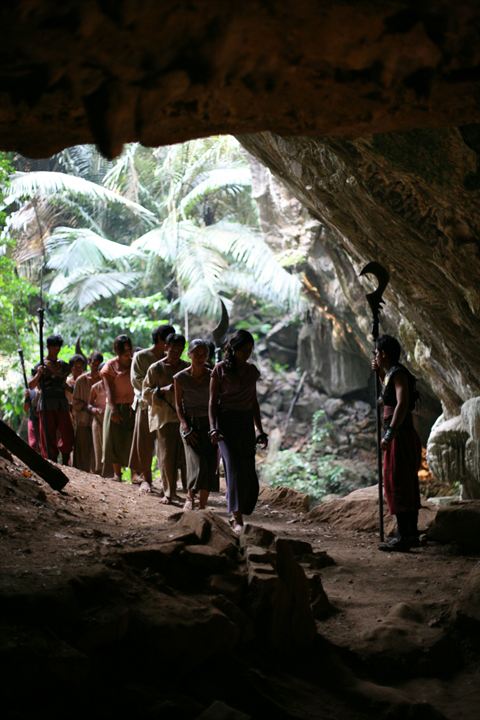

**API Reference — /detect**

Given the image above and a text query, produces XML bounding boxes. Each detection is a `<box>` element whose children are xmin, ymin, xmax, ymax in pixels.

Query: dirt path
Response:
<box><xmin>1</xmin><ymin>455</ymin><xmax>479</xmax><ymax>720</ymax></box>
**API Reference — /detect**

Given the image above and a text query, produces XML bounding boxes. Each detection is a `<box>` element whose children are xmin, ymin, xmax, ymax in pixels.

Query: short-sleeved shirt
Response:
<box><xmin>33</xmin><ymin>359</ymin><xmax>70</xmax><ymax>411</ymax></box>
<box><xmin>212</xmin><ymin>361</ymin><xmax>260</xmax><ymax>412</ymax></box>
<box><xmin>73</xmin><ymin>372</ymin><xmax>97</xmax><ymax>427</ymax></box>
<box><xmin>130</xmin><ymin>347</ymin><xmax>160</xmax><ymax>410</ymax></box>
<box><xmin>174</xmin><ymin>367</ymin><xmax>211</xmax><ymax>417</ymax></box>
<box><xmin>143</xmin><ymin>358</ymin><xmax>188</xmax><ymax>430</ymax></box>
<box><xmin>89</xmin><ymin>380</ymin><xmax>107</xmax><ymax>414</ymax></box>
<box><xmin>100</xmin><ymin>358</ymin><xmax>134</xmax><ymax>405</ymax></box>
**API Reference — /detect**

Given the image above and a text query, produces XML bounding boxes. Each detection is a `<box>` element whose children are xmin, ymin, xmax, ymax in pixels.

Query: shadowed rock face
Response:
<box><xmin>240</xmin><ymin>129</ymin><xmax>480</xmax><ymax>417</ymax></box>
<box><xmin>240</xmin><ymin>129</ymin><xmax>480</xmax><ymax>493</ymax></box>
<box><xmin>2</xmin><ymin>2</ymin><xmax>480</xmax><ymax>158</ymax></box>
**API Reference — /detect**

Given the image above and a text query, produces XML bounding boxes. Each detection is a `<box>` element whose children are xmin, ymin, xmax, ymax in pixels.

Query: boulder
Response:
<box><xmin>309</xmin><ymin>485</ymin><xmax>436</xmax><ymax>535</ymax></box>
<box><xmin>427</xmin><ymin>501</ymin><xmax>480</xmax><ymax>552</ymax></box>
<box><xmin>356</xmin><ymin>602</ymin><xmax>458</xmax><ymax>680</ymax></box>
<box><xmin>257</xmin><ymin>486</ymin><xmax>310</xmax><ymax>513</ymax></box>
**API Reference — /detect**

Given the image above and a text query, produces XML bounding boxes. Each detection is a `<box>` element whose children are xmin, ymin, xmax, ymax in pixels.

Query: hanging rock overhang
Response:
<box><xmin>2</xmin><ymin>1</ymin><xmax>480</xmax><ymax>158</ymax></box>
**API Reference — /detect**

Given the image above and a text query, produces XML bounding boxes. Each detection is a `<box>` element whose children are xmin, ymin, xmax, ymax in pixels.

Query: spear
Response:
<box><xmin>359</xmin><ymin>261</ymin><xmax>389</xmax><ymax>542</ymax></box>
<box><xmin>32</xmin><ymin>197</ymin><xmax>49</xmax><ymax>457</ymax></box>
<box><xmin>12</xmin><ymin>309</ymin><xmax>28</xmax><ymax>389</ymax></box>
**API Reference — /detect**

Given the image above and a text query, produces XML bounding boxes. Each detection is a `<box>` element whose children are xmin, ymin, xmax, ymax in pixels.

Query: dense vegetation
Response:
<box><xmin>0</xmin><ymin>139</ymin><xmax>303</xmax><ymax>428</ymax></box>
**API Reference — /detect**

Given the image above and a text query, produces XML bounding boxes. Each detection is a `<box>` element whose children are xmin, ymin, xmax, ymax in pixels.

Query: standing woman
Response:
<box><xmin>100</xmin><ymin>334</ymin><xmax>134</xmax><ymax>482</ymax></box>
<box><xmin>174</xmin><ymin>339</ymin><xmax>219</xmax><ymax>512</ymax></box>
<box><xmin>209</xmin><ymin>330</ymin><xmax>268</xmax><ymax>533</ymax></box>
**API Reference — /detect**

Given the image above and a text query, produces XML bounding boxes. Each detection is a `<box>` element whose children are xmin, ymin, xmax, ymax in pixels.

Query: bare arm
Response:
<box><xmin>381</xmin><ymin>372</ymin><xmax>409</xmax><ymax>449</ymax></box>
<box><xmin>28</xmin><ymin>365</ymin><xmax>43</xmax><ymax>389</ymax></box>
<box><xmin>390</xmin><ymin>373</ymin><xmax>409</xmax><ymax>429</ymax></box>
<box><xmin>174</xmin><ymin>379</ymin><xmax>189</xmax><ymax>433</ymax></box>
<box><xmin>130</xmin><ymin>353</ymin><xmax>145</xmax><ymax>395</ymax></box>
<box><xmin>142</xmin><ymin>365</ymin><xmax>157</xmax><ymax>405</ymax></box>
<box><xmin>208</xmin><ymin>371</ymin><xmax>219</xmax><ymax>431</ymax></box>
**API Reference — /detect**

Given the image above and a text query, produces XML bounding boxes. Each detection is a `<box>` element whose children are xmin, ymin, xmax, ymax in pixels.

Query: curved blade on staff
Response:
<box><xmin>359</xmin><ymin>261</ymin><xmax>389</xmax><ymax>543</ymax></box>
<box><xmin>212</xmin><ymin>298</ymin><xmax>229</xmax><ymax>363</ymax></box>
<box><xmin>75</xmin><ymin>336</ymin><xmax>88</xmax><ymax>363</ymax></box>
<box><xmin>360</xmin><ymin>261</ymin><xmax>389</xmax><ymax>341</ymax></box>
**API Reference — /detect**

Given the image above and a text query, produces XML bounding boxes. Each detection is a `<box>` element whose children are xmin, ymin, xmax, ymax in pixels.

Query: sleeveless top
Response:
<box><xmin>382</xmin><ymin>364</ymin><xmax>418</xmax><ymax>411</ymax></box>
<box><xmin>211</xmin><ymin>361</ymin><xmax>260</xmax><ymax>412</ymax></box>
<box><xmin>174</xmin><ymin>367</ymin><xmax>211</xmax><ymax>417</ymax></box>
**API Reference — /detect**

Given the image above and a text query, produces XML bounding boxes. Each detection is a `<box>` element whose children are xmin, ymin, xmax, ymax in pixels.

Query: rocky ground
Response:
<box><xmin>1</xmin><ymin>452</ymin><xmax>480</xmax><ymax>720</ymax></box>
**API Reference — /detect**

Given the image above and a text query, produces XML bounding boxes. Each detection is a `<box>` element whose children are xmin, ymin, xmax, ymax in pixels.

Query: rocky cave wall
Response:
<box><xmin>240</xmin><ymin>129</ymin><xmax>480</xmax><ymax>494</ymax></box>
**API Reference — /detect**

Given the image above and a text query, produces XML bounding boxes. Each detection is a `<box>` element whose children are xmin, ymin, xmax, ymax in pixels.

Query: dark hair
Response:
<box><xmin>89</xmin><ymin>351</ymin><xmax>104</xmax><ymax>364</ymax></box>
<box><xmin>152</xmin><ymin>324</ymin><xmax>175</xmax><ymax>344</ymax></box>
<box><xmin>113</xmin><ymin>334</ymin><xmax>132</xmax><ymax>355</ymax></box>
<box><xmin>188</xmin><ymin>338</ymin><xmax>209</xmax><ymax>355</ymax></box>
<box><xmin>69</xmin><ymin>354</ymin><xmax>86</xmax><ymax>367</ymax></box>
<box><xmin>224</xmin><ymin>330</ymin><xmax>255</xmax><ymax>370</ymax></box>
<box><xmin>46</xmin><ymin>334</ymin><xmax>63</xmax><ymax>348</ymax></box>
<box><xmin>376</xmin><ymin>335</ymin><xmax>401</xmax><ymax>364</ymax></box>
<box><xmin>165</xmin><ymin>333</ymin><xmax>186</xmax><ymax>347</ymax></box>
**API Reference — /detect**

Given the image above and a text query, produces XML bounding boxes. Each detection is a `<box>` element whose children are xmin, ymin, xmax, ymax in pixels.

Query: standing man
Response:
<box><xmin>29</xmin><ymin>334</ymin><xmax>74</xmax><ymax>464</ymax></box>
<box><xmin>129</xmin><ymin>324</ymin><xmax>175</xmax><ymax>492</ymax></box>
<box><xmin>371</xmin><ymin>334</ymin><xmax>422</xmax><ymax>552</ymax></box>
<box><xmin>72</xmin><ymin>352</ymin><xmax>103</xmax><ymax>472</ymax></box>
<box><xmin>143</xmin><ymin>333</ymin><xmax>188</xmax><ymax>504</ymax></box>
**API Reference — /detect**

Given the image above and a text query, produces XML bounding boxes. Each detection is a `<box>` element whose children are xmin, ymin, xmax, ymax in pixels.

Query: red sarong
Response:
<box><xmin>383</xmin><ymin>417</ymin><xmax>422</xmax><ymax>515</ymax></box>
<box><xmin>38</xmin><ymin>409</ymin><xmax>74</xmax><ymax>462</ymax></box>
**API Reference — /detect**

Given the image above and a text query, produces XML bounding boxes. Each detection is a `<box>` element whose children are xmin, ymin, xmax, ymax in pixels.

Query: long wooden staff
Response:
<box><xmin>33</xmin><ymin>198</ymin><xmax>49</xmax><ymax>457</ymax></box>
<box><xmin>360</xmin><ymin>261</ymin><xmax>389</xmax><ymax>542</ymax></box>
<box><xmin>12</xmin><ymin>309</ymin><xmax>28</xmax><ymax>389</ymax></box>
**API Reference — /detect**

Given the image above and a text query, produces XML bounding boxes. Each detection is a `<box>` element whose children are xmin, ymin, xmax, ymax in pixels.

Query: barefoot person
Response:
<box><xmin>209</xmin><ymin>329</ymin><xmax>268</xmax><ymax>533</ymax></box>
<box><xmin>100</xmin><ymin>335</ymin><xmax>134</xmax><ymax>482</ymax></box>
<box><xmin>174</xmin><ymin>339</ymin><xmax>219</xmax><ymax>512</ymax></box>
<box><xmin>372</xmin><ymin>334</ymin><xmax>422</xmax><ymax>552</ymax></box>
<box><xmin>72</xmin><ymin>352</ymin><xmax>103</xmax><ymax>472</ymax></box>
<box><xmin>128</xmin><ymin>324</ymin><xmax>175</xmax><ymax>493</ymax></box>
<box><xmin>143</xmin><ymin>333</ymin><xmax>188</xmax><ymax>503</ymax></box>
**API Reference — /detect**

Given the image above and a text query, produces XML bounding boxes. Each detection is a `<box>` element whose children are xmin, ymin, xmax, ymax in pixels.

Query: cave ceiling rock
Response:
<box><xmin>3</xmin><ymin>2</ymin><xmax>480</xmax><ymax>157</ymax></box>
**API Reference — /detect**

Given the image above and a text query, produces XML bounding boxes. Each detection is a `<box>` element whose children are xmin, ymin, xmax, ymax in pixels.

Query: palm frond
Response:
<box><xmin>48</xmin><ymin>269</ymin><xmax>140</xmax><ymax>309</ymax></box>
<box><xmin>204</xmin><ymin>221</ymin><xmax>304</xmax><ymax>311</ymax></box>
<box><xmin>46</xmin><ymin>227</ymin><xmax>138</xmax><ymax>275</ymax></box>
<box><xmin>178</xmin><ymin>283</ymin><xmax>230</xmax><ymax>318</ymax></box>
<box><xmin>4</xmin><ymin>172</ymin><xmax>156</xmax><ymax>224</ymax></box>
<box><xmin>179</xmin><ymin>167</ymin><xmax>251</xmax><ymax>218</ymax></box>
<box><xmin>54</xmin><ymin>145</ymin><xmax>98</xmax><ymax>178</ymax></box>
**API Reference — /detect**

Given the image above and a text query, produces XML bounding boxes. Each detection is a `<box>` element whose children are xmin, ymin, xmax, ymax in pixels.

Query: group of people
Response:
<box><xmin>26</xmin><ymin>326</ymin><xmax>268</xmax><ymax>532</ymax></box>
<box><xmin>25</xmin><ymin>325</ymin><xmax>421</xmax><ymax>547</ymax></box>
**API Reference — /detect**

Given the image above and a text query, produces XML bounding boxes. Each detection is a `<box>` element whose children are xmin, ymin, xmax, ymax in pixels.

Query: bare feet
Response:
<box><xmin>112</xmin><ymin>474</ymin><xmax>122</xmax><ymax>482</ymax></box>
<box><xmin>160</xmin><ymin>496</ymin><xmax>171</xmax><ymax>505</ymax></box>
<box><xmin>139</xmin><ymin>481</ymin><xmax>151</xmax><ymax>494</ymax></box>
<box><xmin>183</xmin><ymin>497</ymin><xmax>193</xmax><ymax>511</ymax></box>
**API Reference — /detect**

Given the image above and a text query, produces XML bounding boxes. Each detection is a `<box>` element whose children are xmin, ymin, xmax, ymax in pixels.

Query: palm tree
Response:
<box><xmin>5</xmin><ymin>138</ymin><xmax>304</xmax><ymax>317</ymax></box>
